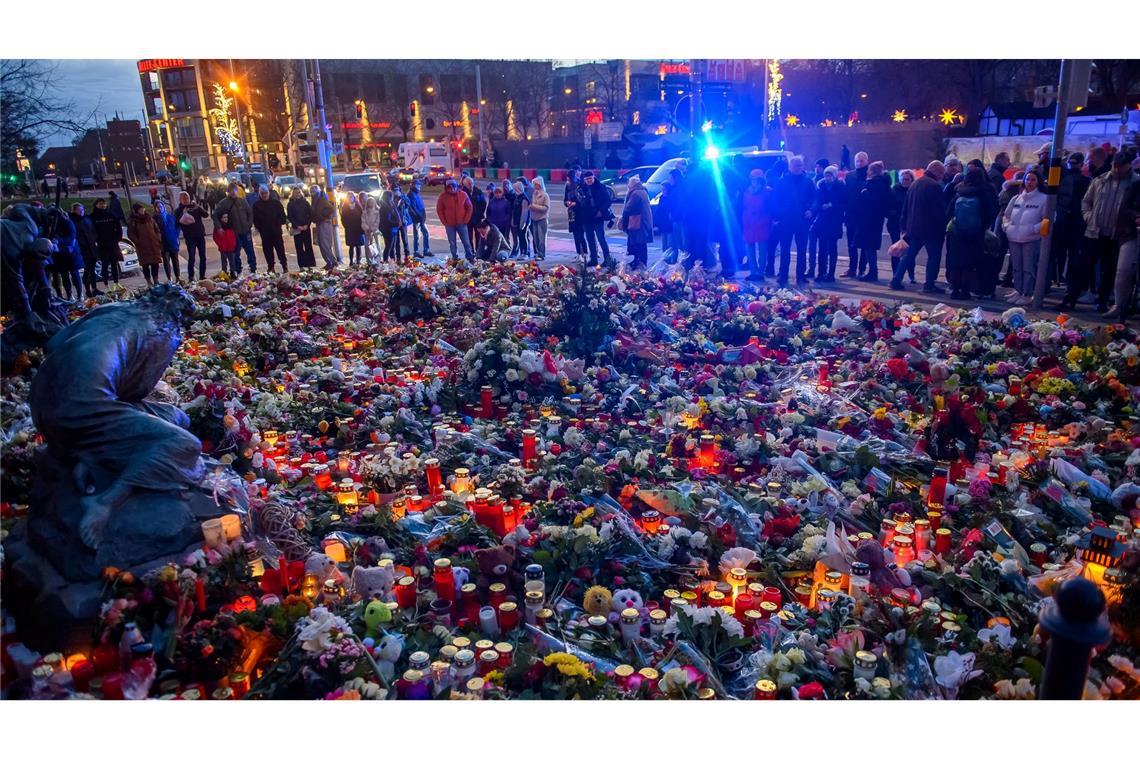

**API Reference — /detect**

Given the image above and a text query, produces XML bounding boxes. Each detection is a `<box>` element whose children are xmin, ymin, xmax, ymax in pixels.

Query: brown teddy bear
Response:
<box><xmin>474</xmin><ymin>544</ymin><xmax>523</xmax><ymax>601</ymax></box>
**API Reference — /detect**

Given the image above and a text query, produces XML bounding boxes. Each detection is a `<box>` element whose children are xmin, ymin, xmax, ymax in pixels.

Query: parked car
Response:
<box><xmin>602</xmin><ymin>165</ymin><xmax>657</xmax><ymax>203</ymax></box>
<box><xmin>86</xmin><ymin>237</ymin><xmax>139</xmax><ymax>280</ymax></box>
<box><xmin>338</xmin><ymin>172</ymin><xmax>384</xmax><ymax>201</ymax></box>
<box><xmin>425</xmin><ymin>165</ymin><xmax>452</xmax><ymax>186</ymax></box>
<box><xmin>79</xmin><ymin>175</ymin><xmax>97</xmax><ymax>190</ymax></box>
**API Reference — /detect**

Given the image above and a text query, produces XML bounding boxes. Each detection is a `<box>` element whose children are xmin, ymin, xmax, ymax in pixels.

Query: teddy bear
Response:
<box><xmin>608</xmin><ymin>588</ymin><xmax>645</xmax><ymax>624</ymax></box>
<box><xmin>474</xmin><ymin>544</ymin><xmax>522</xmax><ymax>600</ymax></box>
<box><xmin>372</xmin><ymin>633</ymin><xmax>403</xmax><ymax>682</ymax></box>
<box><xmin>351</xmin><ymin>564</ymin><xmax>396</xmax><ymax>602</ymax></box>
<box><xmin>354</xmin><ymin>536</ymin><xmax>390</xmax><ymax>568</ymax></box>
<box><xmin>305</xmin><ymin>553</ymin><xmax>343</xmax><ymax>585</ymax></box>
<box><xmin>582</xmin><ymin>585</ymin><xmax>612</xmax><ymax>617</ymax></box>
<box><xmin>854</xmin><ymin>541</ymin><xmax>908</xmax><ymax>592</ymax></box>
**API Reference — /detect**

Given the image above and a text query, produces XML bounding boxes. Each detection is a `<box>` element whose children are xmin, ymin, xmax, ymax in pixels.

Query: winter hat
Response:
<box><xmin>1068</xmin><ymin>152</ymin><xmax>1084</xmax><ymax>166</ymax></box>
<box><xmin>513</xmin><ymin>180</ymin><xmax>525</xmax><ymax>193</ymax></box>
<box><xmin>823</xmin><ymin>165</ymin><xmax>839</xmax><ymax>178</ymax></box>
<box><xmin>582</xmin><ymin>170</ymin><xmax>595</xmax><ymax>178</ymax></box>
<box><xmin>749</xmin><ymin>168</ymin><xmax>765</xmax><ymax>180</ymax></box>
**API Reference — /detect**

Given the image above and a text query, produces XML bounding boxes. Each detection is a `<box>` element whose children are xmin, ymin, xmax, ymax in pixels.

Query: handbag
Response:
<box><xmin>180</xmin><ymin>211</ymin><xmax>196</xmax><ymax>225</ymax></box>
<box><xmin>888</xmin><ymin>238</ymin><xmax>909</xmax><ymax>259</ymax></box>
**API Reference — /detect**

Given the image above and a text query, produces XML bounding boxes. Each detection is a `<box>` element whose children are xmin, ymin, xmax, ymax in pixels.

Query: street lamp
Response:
<box><xmin>564</xmin><ymin>87</ymin><xmax>573</xmax><ymax>95</ymax></box>
<box><xmin>425</xmin><ymin>85</ymin><xmax>435</xmax><ymax>94</ymax></box>
<box><xmin>229</xmin><ymin>81</ymin><xmax>239</xmax><ymax>92</ymax></box>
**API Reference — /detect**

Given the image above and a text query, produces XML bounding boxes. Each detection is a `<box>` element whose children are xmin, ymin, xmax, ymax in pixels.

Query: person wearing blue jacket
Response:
<box><xmin>407</xmin><ymin>182</ymin><xmax>431</xmax><ymax>257</ymax></box>
<box><xmin>46</xmin><ymin>205</ymin><xmax>82</xmax><ymax>301</ymax></box>
<box><xmin>154</xmin><ymin>200</ymin><xmax>181</xmax><ymax>281</ymax></box>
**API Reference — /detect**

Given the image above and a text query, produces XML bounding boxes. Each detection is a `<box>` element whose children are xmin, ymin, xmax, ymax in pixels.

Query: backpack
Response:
<box><xmin>952</xmin><ymin>195</ymin><xmax>983</xmax><ymax>236</ymax></box>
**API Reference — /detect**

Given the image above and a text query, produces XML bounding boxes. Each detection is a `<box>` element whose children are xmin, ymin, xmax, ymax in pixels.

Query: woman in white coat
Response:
<box><xmin>1001</xmin><ymin>170</ymin><xmax>1047</xmax><ymax>305</ymax></box>
<box><xmin>529</xmin><ymin>177</ymin><xmax>550</xmax><ymax>259</ymax></box>
<box><xmin>361</xmin><ymin>194</ymin><xmax>381</xmax><ymax>267</ymax></box>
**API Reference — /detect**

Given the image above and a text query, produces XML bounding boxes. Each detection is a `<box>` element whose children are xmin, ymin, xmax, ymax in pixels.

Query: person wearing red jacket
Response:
<box><xmin>436</xmin><ymin>179</ymin><xmax>473</xmax><ymax>262</ymax></box>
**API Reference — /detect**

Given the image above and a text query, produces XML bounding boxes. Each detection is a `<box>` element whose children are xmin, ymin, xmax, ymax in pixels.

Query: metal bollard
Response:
<box><xmin>1037</xmin><ymin>578</ymin><xmax>1111</xmax><ymax>700</ymax></box>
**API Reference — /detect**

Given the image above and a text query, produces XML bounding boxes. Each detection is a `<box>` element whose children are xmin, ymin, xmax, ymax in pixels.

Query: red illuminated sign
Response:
<box><xmin>585</xmin><ymin>109</ymin><xmax>604</xmax><ymax>125</ymax></box>
<box><xmin>659</xmin><ymin>62</ymin><xmax>691</xmax><ymax>76</ymax></box>
<box><xmin>340</xmin><ymin>121</ymin><xmax>394</xmax><ymax>130</ymax></box>
<box><xmin>137</xmin><ymin>59</ymin><xmax>186</xmax><ymax>73</ymax></box>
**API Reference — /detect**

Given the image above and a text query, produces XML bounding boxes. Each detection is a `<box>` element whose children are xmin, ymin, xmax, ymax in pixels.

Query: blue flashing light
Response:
<box><xmin>703</xmin><ymin>144</ymin><xmax>721</xmax><ymax>160</ymax></box>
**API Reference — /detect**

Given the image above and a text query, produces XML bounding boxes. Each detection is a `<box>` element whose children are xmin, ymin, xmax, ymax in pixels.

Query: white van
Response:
<box><xmin>397</xmin><ymin>142</ymin><xmax>453</xmax><ymax>172</ymax></box>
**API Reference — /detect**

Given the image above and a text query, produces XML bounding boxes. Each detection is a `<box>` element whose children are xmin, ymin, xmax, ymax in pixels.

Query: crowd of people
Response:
<box><xmin>20</xmin><ymin>142</ymin><xmax>1140</xmax><ymax>321</ymax></box>
<box><xmin>649</xmin><ymin>143</ymin><xmax>1140</xmax><ymax>319</ymax></box>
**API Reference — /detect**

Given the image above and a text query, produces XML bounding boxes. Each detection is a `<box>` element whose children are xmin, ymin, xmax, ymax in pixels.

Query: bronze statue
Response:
<box><xmin>29</xmin><ymin>284</ymin><xmax>203</xmax><ymax>548</ymax></box>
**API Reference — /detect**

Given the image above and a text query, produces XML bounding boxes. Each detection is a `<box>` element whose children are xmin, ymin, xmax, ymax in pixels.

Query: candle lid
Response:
<box><xmin>698</xmin><ymin>687</ymin><xmax>716</xmax><ymax>700</ymax></box>
<box><xmin>851</xmin><ymin>562</ymin><xmax>870</xmax><ymax>577</ymax></box>
<box><xmin>212</xmin><ymin>687</ymin><xmax>234</xmax><ymax>700</ymax></box>
<box><xmin>587</xmin><ymin>615</ymin><xmax>608</xmax><ymax>628</ymax></box>
<box><xmin>755</xmin><ymin>679</ymin><xmax>776</xmax><ymax>693</ymax></box>
<box><xmin>855</xmin><ymin>650</ymin><xmax>877</xmax><ymax>666</ymax></box>
<box><xmin>466</xmin><ymin>677</ymin><xmax>485</xmax><ymax>692</ymax></box>
<box><xmin>759</xmin><ymin>601</ymin><xmax>779</xmax><ymax>613</ymax></box>
<box><xmin>396</xmin><ymin>575</ymin><xmax>416</xmax><ymax>588</ymax></box>
<box><xmin>637</xmin><ymin>668</ymin><xmax>659</xmax><ymax>680</ymax></box>
<box><xmin>649</xmin><ymin>609</ymin><xmax>667</xmax><ymax>622</ymax></box>
<box><xmin>478</xmin><ymin>650</ymin><xmax>499</xmax><ymax>664</ymax></box>
<box><xmin>613</xmin><ymin>664</ymin><xmax>634</xmax><ymax>678</ymax></box>
<box><xmin>620</xmin><ymin>608</ymin><xmax>640</xmax><ymax>622</ymax></box>
<box><xmin>489</xmin><ymin>583</ymin><xmax>507</xmax><ymax>594</ymax></box>
<box><xmin>474</xmin><ymin>639</ymin><xmax>494</xmax><ymax>650</ymax></box>
<box><xmin>454</xmin><ymin>650</ymin><xmax>475</xmax><ymax>666</ymax></box>
<box><xmin>403</xmin><ymin>669</ymin><xmax>424</xmax><ymax>683</ymax></box>
<box><xmin>434</xmin><ymin>558</ymin><xmax>452</xmax><ymax>569</ymax></box>
<box><xmin>525</xmin><ymin>591</ymin><xmax>544</xmax><ymax>603</ymax></box>
<box><xmin>824</xmin><ymin>570</ymin><xmax>843</xmax><ymax>583</ymax></box>
<box><xmin>460</xmin><ymin>583</ymin><xmax>477</xmax><ymax>594</ymax></box>
<box><xmin>498</xmin><ymin>601</ymin><xmax>518</xmax><ymax>613</ymax></box>
<box><xmin>493</xmin><ymin>642</ymin><xmax>514</xmax><ymax>655</ymax></box>
<box><xmin>744</xmin><ymin>609</ymin><xmax>762</xmax><ymax>622</ymax></box>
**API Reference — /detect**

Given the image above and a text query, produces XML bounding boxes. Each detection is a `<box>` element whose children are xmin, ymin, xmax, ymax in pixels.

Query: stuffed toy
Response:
<box><xmin>373</xmin><ymin>634</ymin><xmax>403</xmax><ymax>682</ymax></box>
<box><xmin>452</xmin><ymin>565</ymin><xmax>471</xmax><ymax>590</ymax></box>
<box><xmin>854</xmin><ymin>541</ymin><xmax>907</xmax><ymax>592</ymax></box>
<box><xmin>351</xmin><ymin>564</ymin><xmax>396</xmax><ymax>601</ymax></box>
<box><xmin>474</xmin><ymin>544</ymin><xmax>521</xmax><ymax>599</ymax></box>
<box><xmin>608</xmin><ymin>588</ymin><xmax>644</xmax><ymax>623</ymax></box>
<box><xmin>364</xmin><ymin>599</ymin><xmax>393</xmax><ymax>639</ymax></box>
<box><xmin>305</xmin><ymin>553</ymin><xmax>343</xmax><ymax>585</ymax></box>
<box><xmin>582</xmin><ymin>585</ymin><xmax>613</xmax><ymax>616</ymax></box>
<box><xmin>354</xmin><ymin>536</ymin><xmax>390</xmax><ymax>568</ymax></box>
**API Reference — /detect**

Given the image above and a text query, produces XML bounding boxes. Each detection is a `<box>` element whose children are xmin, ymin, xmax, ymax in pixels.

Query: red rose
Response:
<box><xmin>798</xmin><ymin>681</ymin><xmax>825</xmax><ymax>700</ymax></box>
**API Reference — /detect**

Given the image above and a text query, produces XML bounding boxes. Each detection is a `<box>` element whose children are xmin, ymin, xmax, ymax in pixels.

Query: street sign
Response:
<box><xmin>583</xmin><ymin>130</ymin><xmax>593</xmax><ymax>149</ymax></box>
<box><xmin>331</xmin><ymin>142</ymin><xmax>344</xmax><ymax>156</ymax></box>
<box><xmin>597</xmin><ymin>122</ymin><xmax>623</xmax><ymax>143</ymax></box>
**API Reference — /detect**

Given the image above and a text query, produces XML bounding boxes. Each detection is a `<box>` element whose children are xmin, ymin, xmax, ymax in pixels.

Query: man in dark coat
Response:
<box><xmin>890</xmin><ymin>160</ymin><xmax>947</xmax><ymax>292</ymax></box>
<box><xmin>772</xmin><ymin>156</ymin><xmax>816</xmax><ymax>285</ymax></box>
<box><xmin>945</xmin><ymin>165</ymin><xmax>998</xmax><ymax>300</ymax></box>
<box><xmin>853</xmin><ymin>162</ymin><xmax>892</xmax><ymax>282</ymax></box>
<box><xmin>70</xmin><ymin>202</ymin><xmax>101</xmax><ymax>296</ymax></box>
<box><xmin>251</xmin><ymin>187</ymin><xmax>288</xmax><ymax>272</ymax></box>
<box><xmin>1053</xmin><ymin>152</ymin><xmax>1091</xmax><ymax>285</ymax></box>
<box><xmin>987</xmin><ymin>152</ymin><xmax>1010</xmax><ymax>196</ymax></box>
<box><xmin>841</xmin><ymin>152</ymin><xmax>868</xmax><ymax>278</ymax></box>
<box><xmin>107</xmin><ymin>191</ymin><xmax>126</xmax><ymax>228</ymax></box>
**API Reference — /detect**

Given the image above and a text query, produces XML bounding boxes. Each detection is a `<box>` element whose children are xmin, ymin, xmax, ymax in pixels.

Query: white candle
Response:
<box><xmin>201</xmin><ymin>518</ymin><xmax>224</xmax><ymax>548</ymax></box>
<box><xmin>220</xmin><ymin>514</ymin><xmax>242</xmax><ymax>542</ymax></box>
<box><xmin>478</xmin><ymin>606</ymin><xmax>500</xmax><ymax>637</ymax></box>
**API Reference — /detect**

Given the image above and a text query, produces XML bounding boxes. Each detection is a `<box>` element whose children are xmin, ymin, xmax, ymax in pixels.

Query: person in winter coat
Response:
<box><xmin>1104</xmin><ymin>175</ymin><xmax>1140</xmax><ymax>320</ymax></box>
<box><xmin>213</xmin><ymin>183</ymin><xmax>257</xmax><ymax>274</ymax></box>
<box><xmin>473</xmin><ymin>218</ymin><xmax>508</xmax><ymax>262</ymax></box>
<box><xmin>891</xmin><ymin>160</ymin><xmax>947</xmax><ymax>292</ymax></box>
<box><xmin>945</xmin><ymin>165</ymin><xmax>999</xmax><ymax>300</ymax></box>
<box><xmin>361</xmin><ymin>194</ymin><xmax>381</xmax><ymax>265</ymax></box>
<box><xmin>390</xmin><ymin>185</ymin><xmax>411</xmax><ymax>259</ymax></box>
<box><xmin>174</xmin><ymin>191</ymin><xmax>209</xmax><ymax>282</ymax></box>
<box><xmin>107</xmin><ymin>191</ymin><xmax>127</xmax><ymax>227</ymax></box>
<box><xmin>987</xmin><ymin>152</ymin><xmax>1011</xmax><ymax>195</ymax></box>
<box><xmin>127</xmin><ymin>202</ymin><xmax>164</xmax><ymax>287</ymax></box>
<box><xmin>1064</xmin><ymin>153</ymin><xmax>1138</xmax><ymax>312</ymax></box>
<box><xmin>310</xmin><ymin>186</ymin><xmax>340</xmax><ymax>270</ymax></box>
<box><xmin>564</xmin><ymin>168</ymin><xmax>589</xmax><ymax>258</ymax></box>
<box><xmin>621</xmin><ymin>175</ymin><xmax>654</xmax><ymax>270</ymax></box>
<box><xmin>436</xmin><ymin>179</ymin><xmax>474</xmax><ymax>261</ymax></box>
<box><xmin>885</xmin><ymin>169</ymin><xmax>916</xmax><ymax>285</ymax></box>
<box><xmin>286</xmin><ymin>187</ymin><xmax>316</xmax><ymax>269</ymax></box>
<box><xmin>463</xmin><ymin>177</ymin><xmax>487</xmax><ymax>250</ymax></box>
<box><xmin>45</xmin><ymin>206</ymin><xmax>81</xmax><ymax>300</ymax></box>
<box><xmin>70</xmin><ymin>202</ymin><xmax>101</xmax><ymax>296</ymax></box>
<box><xmin>772</xmin><ymin>156</ymin><xmax>816</xmax><ymax>285</ymax></box>
<box><xmin>577</xmin><ymin>171</ymin><xmax>615</xmax><ymax>268</ymax></box>
<box><xmin>485</xmin><ymin>185</ymin><xmax>513</xmax><ymax>237</ymax></box>
<box><xmin>340</xmin><ymin>192</ymin><xmax>366</xmax><ymax>267</ymax></box>
<box><xmin>252</xmin><ymin>187</ymin><xmax>289</xmax><ymax>272</ymax></box>
<box><xmin>739</xmin><ymin>169</ymin><xmax>774</xmax><ymax>280</ymax></box>
<box><xmin>853</xmin><ymin>161</ymin><xmax>892</xmax><ymax>282</ymax></box>
<box><xmin>656</xmin><ymin>172</ymin><xmax>679</xmax><ymax>260</ymax></box>
<box><xmin>529</xmin><ymin>177</ymin><xmax>550</xmax><ymax>259</ymax></box>
<box><xmin>407</xmin><ymin>182</ymin><xmax>431</xmax><ymax>257</ymax></box>
<box><xmin>841</xmin><ymin>152</ymin><xmax>868</xmax><ymax>277</ymax></box>
<box><xmin>212</xmin><ymin>212</ymin><xmax>239</xmax><ymax>274</ymax></box>
<box><xmin>1001</xmin><ymin>169</ymin><xmax>1047</xmax><ymax>304</ymax></box>
<box><xmin>90</xmin><ymin>197</ymin><xmax>123</xmax><ymax>287</ymax></box>
<box><xmin>1053</xmin><ymin>152</ymin><xmax>1091</xmax><ymax>285</ymax></box>
<box><xmin>153</xmin><ymin>200</ymin><xmax>181</xmax><ymax>282</ymax></box>
<box><xmin>509</xmin><ymin>180</ymin><xmax>531</xmax><ymax>258</ymax></box>
<box><xmin>809</xmin><ymin>166</ymin><xmax>844</xmax><ymax>283</ymax></box>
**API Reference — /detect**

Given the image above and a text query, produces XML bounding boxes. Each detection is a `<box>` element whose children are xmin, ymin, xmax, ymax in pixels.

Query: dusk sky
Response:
<box><xmin>43</xmin><ymin>59</ymin><xmax>143</xmax><ymax>145</ymax></box>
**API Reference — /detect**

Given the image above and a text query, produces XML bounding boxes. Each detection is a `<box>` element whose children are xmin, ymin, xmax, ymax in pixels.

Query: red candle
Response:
<box><xmin>761</xmin><ymin>586</ymin><xmax>782</xmax><ymax>608</ymax></box>
<box><xmin>71</xmin><ymin>660</ymin><xmax>95</xmax><ymax>692</ymax></box>
<box><xmin>480</xmin><ymin>385</ymin><xmax>493</xmax><ymax>418</ymax></box>
<box><xmin>489</xmin><ymin>583</ymin><xmax>508</xmax><ymax>609</ymax></box>
<box><xmin>102</xmin><ymin>672</ymin><xmax>126</xmax><ymax>700</ymax></box>
<box><xmin>734</xmin><ymin>593</ymin><xmax>755</xmax><ymax>621</ymax></box>
<box><xmin>928</xmin><ymin>467</ymin><xmax>948</xmax><ymax>507</ymax></box>
<box><xmin>278</xmin><ymin>558</ymin><xmax>290</xmax><ymax>595</ymax></box>
<box><xmin>395</xmin><ymin>576</ymin><xmax>418</xmax><ymax>609</ymax></box>
<box><xmin>92</xmin><ymin>642</ymin><xmax>118</xmax><ymax>675</ymax></box>
<box><xmin>521</xmin><ymin>429</ymin><xmax>537</xmax><ymax>467</ymax></box>
<box><xmin>433</xmin><ymin>559</ymin><xmax>456</xmax><ymax>603</ymax></box>
<box><xmin>935</xmin><ymin>528</ymin><xmax>952</xmax><ymax>556</ymax></box>
<box><xmin>497</xmin><ymin>602</ymin><xmax>519</xmax><ymax>633</ymax></box>
<box><xmin>425</xmin><ymin>458</ymin><xmax>442</xmax><ymax>497</ymax></box>
<box><xmin>195</xmin><ymin>577</ymin><xmax>207</xmax><ymax>613</ymax></box>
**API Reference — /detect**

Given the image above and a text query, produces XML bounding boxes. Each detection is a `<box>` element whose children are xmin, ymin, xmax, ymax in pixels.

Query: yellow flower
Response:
<box><xmin>572</xmin><ymin>507</ymin><xmax>596</xmax><ymax>528</ymax></box>
<box><xmin>543</xmin><ymin>652</ymin><xmax>594</xmax><ymax>681</ymax></box>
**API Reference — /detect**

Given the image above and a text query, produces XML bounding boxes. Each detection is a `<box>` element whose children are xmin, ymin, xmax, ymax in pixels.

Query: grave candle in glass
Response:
<box><xmin>479</xmin><ymin>606</ymin><xmax>500</xmax><ymax>637</ymax></box>
<box><xmin>727</xmin><ymin>568</ymin><xmax>748</xmax><ymax>600</ymax></box>
<box><xmin>524</xmin><ymin>591</ymin><xmax>544</xmax><ymax>624</ymax></box>
<box><xmin>613</xmin><ymin>664</ymin><xmax>635</xmax><ymax>690</ymax></box>
<box><xmin>699</xmin><ymin>434</ymin><xmax>716</xmax><ymax>468</ymax></box>
<box><xmin>854</xmin><ymin>650</ymin><xmax>877</xmax><ymax>681</ymax></box>
<box><xmin>535</xmin><ymin>607</ymin><xmax>554</xmax><ymax>630</ymax></box>
<box><xmin>312</xmin><ymin>464</ymin><xmax>333</xmax><ymax>491</ymax></box>
<box><xmin>390</xmin><ymin>498</ymin><xmax>408</xmax><ymax>520</ymax></box>
<box><xmin>452</xmin><ymin>468</ymin><xmax>472</xmax><ymax>495</ymax></box>
<box><xmin>928</xmin><ymin>467</ymin><xmax>948</xmax><ymax>506</ymax></box>
<box><xmin>525</xmin><ymin>564</ymin><xmax>545</xmax><ymax>590</ymax></box>
<box><xmin>337</xmin><ymin>450</ymin><xmax>352</xmax><ymax>475</ymax></box>
<box><xmin>478</xmin><ymin>650</ymin><xmax>499</xmax><ymax>676</ymax></box>
<box><xmin>425</xmin><ymin>458</ymin><xmax>443</xmax><ymax>497</ymax></box>
<box><xmin>458</xmin><ymin>583</ymin><xmax>481</xmax><ymax>622</ymax></box>
<box><xmin>618</xmin><ymin>607</ymin><xmax>642</xmax><ymax>643</ymax></box>
<box><xmin>262</xmin><ymin>430</ymin><xmax>279</xmax><ymax>448</ymax></box>
<box><xmin>220</xmin><ymin>514</ymin><xmax>242</xmax><ymax>542</ymax></box>
<box><xmin>480</xmin><ymin>385</ymin><xmax>493</xmax><ymax>418</ymax></box>
<box><xmin>734</xmin><ymin>593</ymin><xmax>754</xmax><ymax>621</ymax></box>
<box><xmin>913</xmin><ymin>519</ymin><xmax>932</xmax><ymax>554</ymax></box>
<box><xmin>201</xmin><ymin>518</ymin><xmax>224</xmax><ymax>548</ymax></box>
<box><xmin>493</xmin><ymin>642</ymin><xmax>514</xmax><ymax>669</ymax></box>
<box><xmin>662</xmin><ymin>589</ymin><xmax>680</xmax><ymax>610</ymax></box>
<box><xmin>522</xmin><ymin>429</ymin><xmax>537</xmax><ymax>465</ymax></box>
<box><xmin>433</xmin><ymin>559</ymin><xmax>456</xmax><ymax>603</ymax></box>
<box><xmin>399</xmin><ymin>670</ymin><xmax>431</xmax><ymax>700</ymax></box>
<box><xmin>395</xmin><ymin>576</ymin><xmax>418</xmax><ymax>609</ymax></box>
<box><xmin>706</xmin><ymin>590</ymin><xmax>726</xmax><ymax>608</ymax></box>
<box><xmin>488</xmin><ymin>582</ymin><xmax>508</xmax><ymax>609</ymax></box>
<box><xmin>649</xmin><ymin>608</ymin><xmax>667</xmax><ymax>639</ymax></box>
<box><xmin>758</xmin><ymin>601</ymin><xmax>779</xmax><ymax>619</ymax></box>
<box><xmin>641</xmin><ymin>510</ymin><xmax>662</xmax><ymax>533</ymax></box>
<box><xmin>849</xmin><ymin>562</ymin><xmax>871</xmax><ymax>604</ymax></box>
<box><xmin>637</xmin><ymin>668</ymin><xmax>660</xmax><ymax>695</ymax></box>
<box><xmin>935</xmin><ymin>528</ymin><xmax>952</xmax><ymax>555</ymax></box>
<box><xmin>743</xmin><ymin>609</ymin><xmax>763</xmax><ymax>635</ymax></box>
<box><xmin>892</xmin><ymin>535</ymin><xmax>916</xmax><ymax>566</ymax></box>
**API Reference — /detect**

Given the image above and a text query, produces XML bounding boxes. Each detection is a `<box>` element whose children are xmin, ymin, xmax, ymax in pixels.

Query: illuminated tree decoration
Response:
<box><xmin>209</xmin><ymin>83</ymin><xmax>245</xmax><ymax>158</ymax></box>
<box><xmin>766</xmin><ymin>59</ymin><xmax>783</xmax><ymax>125</ymax></box>
<box><xmin>784</xmin><ymin>114</ymin><xmax>799</xmax><ymax>127</ymax></box>
<box><xmin>820</xmin><ymin>119</ymin><xmax>835</xmax><ymax>128</ymax></box>
<box><xmin>892</xmin><ymin>109</ymin><xmax>908</xmax><ymax>123</ymax></box>
<box><xmin>939</xmin><ymin>108</ymin><xmax>960</xmax><ymax>126</ymax></box>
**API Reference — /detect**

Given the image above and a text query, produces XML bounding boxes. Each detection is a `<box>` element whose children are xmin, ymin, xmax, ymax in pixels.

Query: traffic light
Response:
<box><xmin>355</xmin><ymin>102</ymin><xmax>363</xmax><ymax>119</ymax></box>
<box><xmin>165</xmin><ymin>152</ymin><xmax>177</xmax><ymax>167</ymax></box>
<box><xmin>409</xmin><ymin>103</ymin><xmax>417</xmax><ymax>118</ymax></box>
<box><xmin>178</xmin><ymin>154</ymin><xmax>190</xmax><ymax>172</ymax></box>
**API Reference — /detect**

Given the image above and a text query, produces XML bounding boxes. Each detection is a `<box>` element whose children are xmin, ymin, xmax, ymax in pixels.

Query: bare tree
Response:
<box><xmin>583</xmin><ymin>60</ymin><xmax>628</xmax><ymax>123</ymax></box>
<box><xmin>1</xmin><ymin>59</ymin><xmax>97</xmax><ymax>168</ymax></box>
<box><xmin>1093</xmin><ymin>60</ymin><xmax>1140</xmax><ymax>110</ymax></box>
